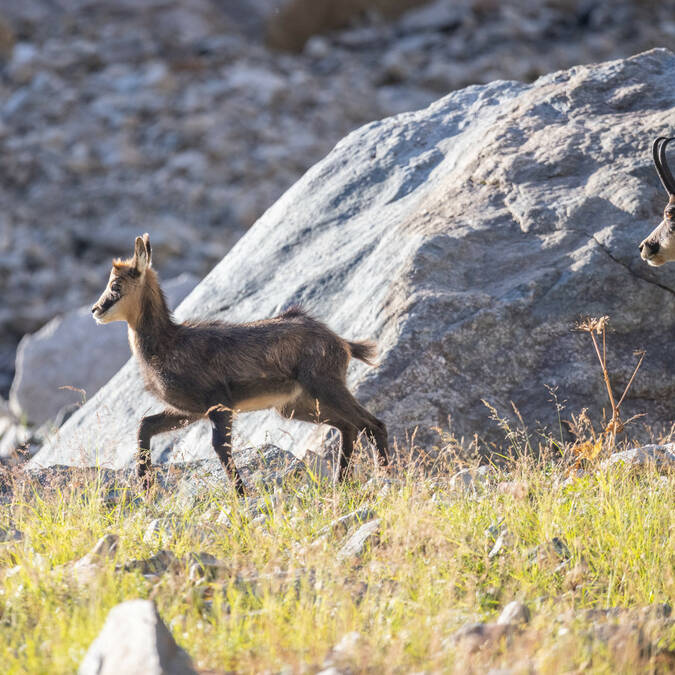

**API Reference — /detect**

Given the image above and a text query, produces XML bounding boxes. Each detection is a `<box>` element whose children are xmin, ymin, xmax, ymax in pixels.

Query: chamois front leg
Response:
<box><xmin>208</xmin><ymin>408</ymin><xmax>246</xmax><ymax>495</ymax></box>
<box><xmin>137</xmin><ymin>410</ymin><xmax>199</xmax><ymax>489</ymax></box>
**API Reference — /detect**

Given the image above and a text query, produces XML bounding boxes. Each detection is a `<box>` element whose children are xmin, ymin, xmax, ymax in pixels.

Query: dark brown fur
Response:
<box><xmin>92</xmin><ymin>234</ymin><xmax>389</xmax><ymax>492</ymax></box>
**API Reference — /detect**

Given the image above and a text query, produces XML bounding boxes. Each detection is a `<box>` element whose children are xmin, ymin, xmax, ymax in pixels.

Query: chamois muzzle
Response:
<box><xmin>91</xmin><ymin>299</ymin><xmax>112</xmax><ymax>323</ymax></box>
<box><xmin>91</xmin><ymin>301</ymin><xmax>109</xmax><ymax>318</ymax></box>
<box><xmin>639</xmin><ymin>239</ymin><xmax>660</xmax><ymax>256</ymax></box>
<box><xmin>92</xmin><ymin>284</ymin><xmax>121</xmax><ymax>323</ymax></box>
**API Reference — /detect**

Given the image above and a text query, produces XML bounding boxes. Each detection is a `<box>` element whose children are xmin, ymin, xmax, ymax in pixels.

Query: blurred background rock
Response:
<box><xmin>0</xmin><ymin>0</ymin><xmax>673</xmax><ymax>401</ymax></box>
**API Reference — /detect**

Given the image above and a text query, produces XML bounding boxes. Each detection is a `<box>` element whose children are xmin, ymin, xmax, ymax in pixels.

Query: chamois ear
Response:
<box><xmin>142</xmin><ymin>233</ymin><xmax>152</xmax><ymax>266</ymax></box>
<box><xmin>133</xmin><ymin>235</ymin><xmax>149</xmax><ymax>273</ymax></box>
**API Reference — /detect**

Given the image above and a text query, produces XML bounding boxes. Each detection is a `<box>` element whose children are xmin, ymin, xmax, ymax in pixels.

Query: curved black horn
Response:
<box><xmin>653</xmin><ymin>136</ymin><xmax>675</xmax><ymax>195</ymax></box>
<box><xmin>659</xmin><ymin>137</ymin><xmax>675</xmax><ymax>194</ymax></box>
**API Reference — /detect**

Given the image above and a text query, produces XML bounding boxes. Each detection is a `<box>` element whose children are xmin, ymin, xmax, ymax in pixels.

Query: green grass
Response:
<box><xmin>0</xmin><ymin>451</ymin><xmax>672</xmax><ymax>674</ymax></box>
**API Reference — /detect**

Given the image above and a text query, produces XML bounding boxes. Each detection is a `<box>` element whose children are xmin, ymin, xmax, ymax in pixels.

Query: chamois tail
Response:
<box><xmin>348</xmin><ymin>340</ymin><xmax>378</xmax><ymax>366</ymax></box>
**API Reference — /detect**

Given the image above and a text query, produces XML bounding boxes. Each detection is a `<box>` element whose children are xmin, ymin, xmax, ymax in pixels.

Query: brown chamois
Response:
<box><xmin>91</xmin><ymin>234</ymin><xmax>389</xmax><ymax>493</ymax></box>
<box><xmin>639</xmin><ymin>136</ymin><xmax>675</xmax><ymax>265</ymax></box>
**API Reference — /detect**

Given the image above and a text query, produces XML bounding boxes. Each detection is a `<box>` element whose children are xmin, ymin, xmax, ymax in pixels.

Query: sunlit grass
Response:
<box><xmin>0</xmin><ymin>450</ymin><xmax>672</xmax><ymax>674</ymax></box>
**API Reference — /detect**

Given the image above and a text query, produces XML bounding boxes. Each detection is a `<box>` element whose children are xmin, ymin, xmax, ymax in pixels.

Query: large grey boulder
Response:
<box><xmin>32</xmin><ymin>49</ymin><xmax>675</xmax><ymax>472</ymax></box>
<box><xmin>9</xmin><ymin>274</ymin><xmax>197</xmax><ymax>427</ymax></box>
<box><xmin>78</xmin><ymin>599</ymin><xmax>196</xmax><ymax>675</ymax></box>
<box><xmin>2</xmin><ymin>0</ymin><xmax>675</xmax><ymax>405</ymax></box>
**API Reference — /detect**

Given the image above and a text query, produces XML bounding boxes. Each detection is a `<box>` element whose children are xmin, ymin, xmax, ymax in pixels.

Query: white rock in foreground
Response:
<box><xmin>78</xmin><ymin>599</ymin><xmax>196</xmax><ymax>675</ymax></box>
<box><xmin>32</xmin><ymin>50</ymin><xmax>675</xmax><ymax>471</ymax></box>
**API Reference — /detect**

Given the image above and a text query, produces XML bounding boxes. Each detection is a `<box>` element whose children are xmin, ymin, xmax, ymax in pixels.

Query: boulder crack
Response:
<box><xmin>580</xmin><ymin>230</ymin><xmax>675</xmax><ymax>298</ymax></box>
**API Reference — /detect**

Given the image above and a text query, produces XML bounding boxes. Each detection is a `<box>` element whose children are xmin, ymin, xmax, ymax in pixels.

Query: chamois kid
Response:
<box><xmin>91</xmin><ymin>234</ymin><xmax>389</xmax><ymax>493</ymax></box>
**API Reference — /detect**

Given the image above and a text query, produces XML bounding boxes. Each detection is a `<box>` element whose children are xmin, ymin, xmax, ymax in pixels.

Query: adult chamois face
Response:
<box><xmin>91</xmin><ymin>233</ymin><xmax>152</xmax><ymax>324</ymax></box>
<box><xmin>639</xmin><ymin>137</ymin><xmax>675</xmax><ymax>266</ymax></box>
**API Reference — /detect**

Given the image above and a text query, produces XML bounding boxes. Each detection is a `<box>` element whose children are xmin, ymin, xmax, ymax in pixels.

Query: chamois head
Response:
<box><xmin>92</xmin><ymin>233</ymin><xmax>152</xmax><ymax>324</ymax></box>
<box><xmin>639</xmin><ymin>137</ymin><xmax>675</xmax><ymax>266</ymax></box>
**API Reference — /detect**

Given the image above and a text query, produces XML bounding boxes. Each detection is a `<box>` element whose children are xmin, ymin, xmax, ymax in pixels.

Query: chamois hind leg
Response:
<box><xmin>137</xmin><ymin>410</ymin><xmax>199</xmax><ymax>488</ymax></box>
<box><xmin>208</xmin><ymin>408</ymin><xmax>245</xmax><ymax>495</ymax></box>
<box><xmin>295</xmin><ymin>379</ymin><xmax>390</xmax><ymax>473</ymax></box>
<box><xmin>278</xmin><ymin>398</ymin><xmax>356</xmax><ymax>481</ymax></box>
<box><xmin>304</xmin><ymin>378</ymin><xmax>389</xmax><ymax>467</ymax></box>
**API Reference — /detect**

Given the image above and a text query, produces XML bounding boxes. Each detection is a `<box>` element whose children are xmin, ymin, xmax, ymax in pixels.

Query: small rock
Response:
<box><xmin>564</xmin><ymin>559</ymin><xmax>590</xmax><ymax>591</ymax></box>
<box><xmin>5</xmin><ymin>565</ymin><xmax>22</xmax><ymax>579</ymax></box>
<box><xmin>449</xmin><ymin>466</ymin><xmax>495</xmax><ymax>493</ymax></box>
<box><xmin>304</xmin><ymin>36</ymin><xmax>331</xmax><ymax>60</ymax></box>
<box><xmin>485</xmin><ymin>518</ymin><xmax>505</xmax><ymax>541</ymax></box>
<box><xmin>236</xmin><ymin>444</ymin><xmax>303</xmax><ymax>488</ymax></box>
<box><xmin>398</xmin><ymin>1</ymin><xmax>465</xmax><ymax>34</ymax></box>
<box><xmin>602</xmin><ymin>444</ymin><xmax>675</xmax><ymax>471</ymax></box>
<box><xmin>322</xmin><ymin>630</ymin><xmax>363</xmax><ymax>670</ymax></box>
<box><xmin>560</xmin><ymin>603</ymin><xmax>672</xmax><ymax>624</ymax></box>
<box><xmin>528</xmin><ymin>537</ymin><xmax>571</xmax><ymax>567</ymax></box>
<box><xmin>0</xmin><ymin>526</ymin><xmax>23</xmax><ymax>543</ymax></box>
<box><xmin>184</xmin><ymin>552</ymin><xmax>229</xmax><ymax>582</ymax></box>
<box><xmin>215</xmin><ymin>508</ymin><xmax>233</xmax><ymax>528</ymax></box>
<box><xmin>251</xmin><ymin>513</ymin><xmax>268</xmax><ymax>527</ymax></box>
<box><xmin>166</xmin><ymin>151</ymin><xmax>208</xmax><ymax>179</ymax></box>
<box><xmin>316</xmin><ymin>508</ymin><xmax>377</xmax><ymax>539</ymax></box>
<box><xmin>561</xmin><ymin>469</ymin><xmax>587</xmax><ymax>488</ymax></box>
<box><xmin>303</xmin><ymin>449</ymin><xmax>334</xmax><ymax>482</ymax></box>
<box><xmin>0</xmin><ymin>423</ymin><xmax>39</xmax><ymax>462</ymax></box>
<box><xmin>74</xmin><ymin>534</ymin><xmax>119</xmax><ymax>568</ymax></box>
<box><xmin>488</xmin><ymin>529</ymin><xmax>512</xmax><ymax>559</ymax></box>
<box><xmin>72</xmin><ymin>534</ymin><xmax>119</xmax><ymax>583</ymax></box>
<box><xmin>102</xmin><ymin>487</ymin><xmax>142</xmax><ymax>509</ymax></box>
<box><xmin>496</xmin><ymin>481</ymin><xmax>528</xmax><ymax>499</ymax></box>
<box><xmin>143</xmin><ymin>516</ymin><xmax>180</xmax><ymax>545</ymax></box>
<box><xmin>448</xmin><ymin>622</ymin><xmax>511</xmax><ymax>653</ymax></box>
<box><xmin>364</xmin><ymin>477</ymin><xmax>396</xmax><ymax>498</ymax></box>
<box><xmin>225</xmin><ymin>64</ymin><xmax>286</xmax><ymax>106</ymax></box>
<box><xmin>337</xmin><ymin>519</ymin><xmax>380</xmax><ymax>561</ymax></box>
<box><xmin>497</xmin><ymin>601</ymin><xmax>530</xmax><ymax>626</ymax></box>
<box><xmin>549</xmin><ymin>536</ymin><xmax>571</xmax><ymax>560</ymax></box>
<box><xmin>333</xmin><ymin>630</ymin><xmax>362</xmax><ymax>656</ymax></box>
<box><xmin>78</xmin><ymin>599</ymin><xmax>197</xmax><ymax>675</ymax></box>
<box><xmin>7</xmin><ymin>42</ymin><xmax>40</xmax><ymax>84</ymax></box>
<box><xmin>120</xmin><ymin>550</ymin><xmax>178</xmax><ymax>576</ymax></box>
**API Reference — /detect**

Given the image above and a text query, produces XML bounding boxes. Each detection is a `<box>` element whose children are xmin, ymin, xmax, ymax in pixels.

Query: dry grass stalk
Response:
<box><xmin>573</xmin><ymin>316</ymin><xmax>645</xmax><ymax>465</ymax></box>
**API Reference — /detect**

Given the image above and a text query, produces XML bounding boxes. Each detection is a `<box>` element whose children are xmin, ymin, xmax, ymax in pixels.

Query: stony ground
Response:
<box><xmin>1</xmin><ymin>0</ymin><xmax>674</xmax><ymax>393</ymax></box>
<box><xmin>0</xmin><ymin>441</ymin><xmax>672</xmax><ymax>673</ymax></box>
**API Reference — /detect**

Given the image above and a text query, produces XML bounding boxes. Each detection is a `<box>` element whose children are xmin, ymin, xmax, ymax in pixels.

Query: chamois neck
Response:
<box><xmin>128</xmin><ymin>270</ymin><xmax>176</xmax><ymax>352</ymax></box>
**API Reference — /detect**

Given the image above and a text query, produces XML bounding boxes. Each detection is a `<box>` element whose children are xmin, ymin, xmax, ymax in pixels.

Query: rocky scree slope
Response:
<box><xmin>1</xmin><ymin>0</ymin><xmax>674</xmax><ymax>394</ymax></box>
<box><xmin>31</xmin><ymin>49</ymin><xmax>675</xmax><ymax>471</ymax></box>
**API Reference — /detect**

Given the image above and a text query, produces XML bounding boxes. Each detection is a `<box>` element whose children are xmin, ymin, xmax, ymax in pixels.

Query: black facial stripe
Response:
<box><xmin>99</xmin><ymin>296</ymin><xmax>117</xmax><ymax>313</ymax></box>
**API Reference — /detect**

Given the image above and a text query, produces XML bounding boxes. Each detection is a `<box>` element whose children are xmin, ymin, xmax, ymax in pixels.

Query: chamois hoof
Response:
<box><xmin>233</xmin><ymin>480</ymin><xmax>247</xmax><ymax>498</ymax></box>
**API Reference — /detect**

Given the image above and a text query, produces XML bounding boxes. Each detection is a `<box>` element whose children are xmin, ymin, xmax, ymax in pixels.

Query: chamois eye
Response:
<box><xmin>111</xmin><ymin>281</ymin><xmax>121</xmax><ymax>293</ymax></box>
